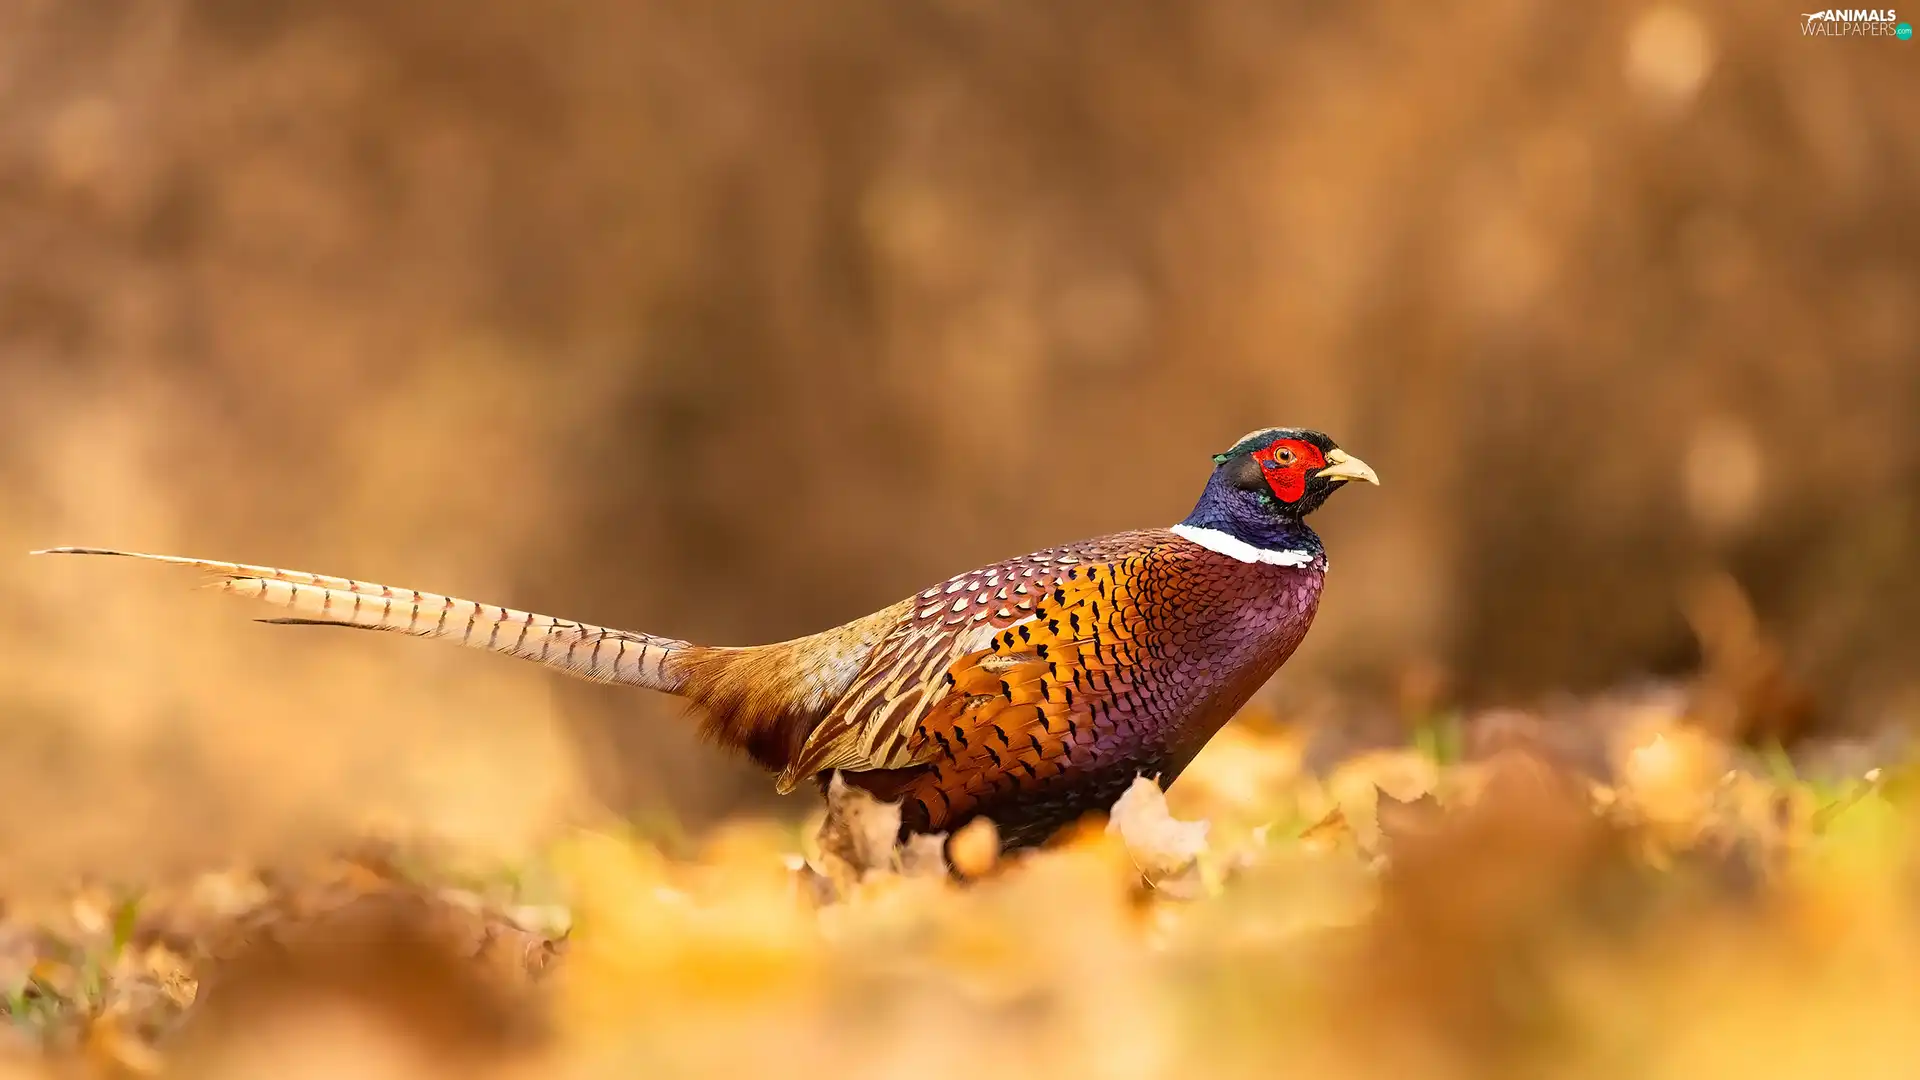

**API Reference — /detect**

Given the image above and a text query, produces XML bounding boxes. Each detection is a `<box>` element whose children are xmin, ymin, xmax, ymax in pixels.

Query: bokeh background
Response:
<box><xmin>1</xmin><ymin>0</ymin><xmax>1916</xmax><ymax>881</ymax></box>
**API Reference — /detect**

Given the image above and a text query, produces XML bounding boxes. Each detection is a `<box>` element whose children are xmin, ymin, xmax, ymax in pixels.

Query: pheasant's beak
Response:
<box><xmin>1316</xmin><ymin>448</ymin><xmax>1380</xmax><ymax>486</ymax></box>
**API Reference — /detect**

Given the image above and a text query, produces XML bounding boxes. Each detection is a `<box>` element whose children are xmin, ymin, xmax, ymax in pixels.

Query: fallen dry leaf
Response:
<box><xmin>897</xmin><ymin>833</ymin><xmax>951</xmax><ymax>878</ymax></box>
<box><xmin>1107</xmin><ymin>775</ymin><xmax>1210</xmax><ymax>886</ymax></box>
<box><xmin>947</xmin><ymin>817</ymin><xmax>1001</xmax><ymax>880</ymax></box>
<box><xmin>809</xmin><ymin>773</ymin><xmax>905</xmax><ymax>892</ymax></box>
<box><xmin>1298</xmin><ymin>806</ymin><xmax>1358</xmax><ymax>858</ymax></box>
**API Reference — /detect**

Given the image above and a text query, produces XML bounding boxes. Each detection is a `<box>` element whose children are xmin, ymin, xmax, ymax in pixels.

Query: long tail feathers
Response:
<box><xmin>30</xmin><ymin>547</ymin><xmax>691</xmax><ymax>692</ymax></box>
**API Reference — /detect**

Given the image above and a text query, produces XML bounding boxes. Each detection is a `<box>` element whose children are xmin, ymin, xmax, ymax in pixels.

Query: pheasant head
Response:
<box><xmin>1174</xmin><ymin>427</ymin><xmax>1379</xmax><ymax>564</ymax></box>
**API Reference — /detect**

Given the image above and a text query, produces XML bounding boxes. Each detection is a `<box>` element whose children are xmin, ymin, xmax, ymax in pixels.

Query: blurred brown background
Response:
<box><xmin>1</xmin><ymin>0</ymin><xmax>1915</xmax><ymax>878</ymax></box>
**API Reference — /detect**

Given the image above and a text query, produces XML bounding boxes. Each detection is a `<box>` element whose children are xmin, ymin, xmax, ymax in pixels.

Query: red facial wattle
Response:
<box><xmin>1250</xmin><ymin>438</ymin><xmax>1328</xmax><ymax>504</ymax></box>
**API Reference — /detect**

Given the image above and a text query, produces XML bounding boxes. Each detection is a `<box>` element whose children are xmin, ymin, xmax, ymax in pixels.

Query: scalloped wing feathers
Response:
<box><xmin>776</xmin><ymin>531</ymin><xmax>1176</xmax><ymax>789</ymax></box>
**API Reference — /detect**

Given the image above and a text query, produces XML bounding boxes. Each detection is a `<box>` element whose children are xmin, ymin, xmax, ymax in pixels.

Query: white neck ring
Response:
<box><xmin>1170</xmin><ymin>524</ymin><xmax>1317</xmax><ymax>567</ymax></box>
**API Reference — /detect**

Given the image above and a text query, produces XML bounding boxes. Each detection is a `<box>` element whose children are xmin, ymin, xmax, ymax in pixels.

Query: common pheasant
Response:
<box><xmin>35</xmin><ymin>427</ymin><xmax>1376</xmax><ymax>850</ymax></box>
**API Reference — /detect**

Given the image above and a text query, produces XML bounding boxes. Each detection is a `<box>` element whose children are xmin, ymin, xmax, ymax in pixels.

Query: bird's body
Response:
<box><xmin>761</xmin><ymin>529</ymin><xmax>1325</xmax><ymax>847</ymax></box>
<box><xmin>35</xmin><ymin>427</ymin><xmax>1375</xmax><ymax>850</ymax></box>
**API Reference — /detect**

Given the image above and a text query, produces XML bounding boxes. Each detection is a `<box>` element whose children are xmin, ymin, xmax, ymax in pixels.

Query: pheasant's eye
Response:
<box><xmin>1274</xmin><ymin>448</ymin><xmax>1295</xmax><ymax>465</ymax></box>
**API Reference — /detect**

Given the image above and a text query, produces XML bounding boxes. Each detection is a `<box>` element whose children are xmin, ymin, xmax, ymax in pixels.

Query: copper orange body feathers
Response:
<box><xmin>34</xmin><ymin>427</ymin><xmax>1376</xmax><ymax>850</ymax></box>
